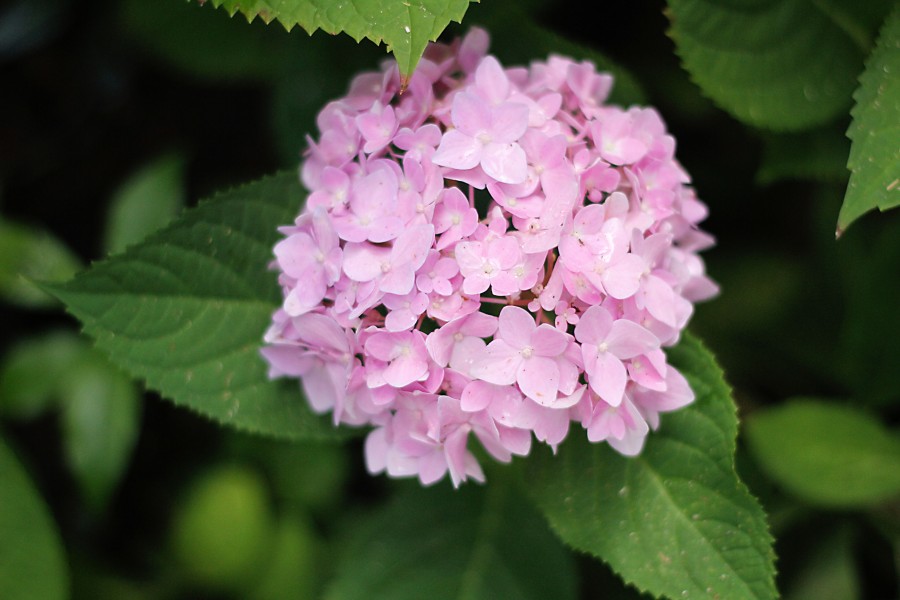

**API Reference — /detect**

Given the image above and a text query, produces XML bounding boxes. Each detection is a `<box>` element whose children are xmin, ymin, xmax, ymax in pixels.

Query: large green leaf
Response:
<box><xmin>0</xmin><ymin>435</ymin><xmax>68</xmax><ymax>600</ymax></box>
<box><xmin>47</xmin><ymin>171</ymin><xmax>340</xmax><ymax>441</ymax></box>
<box><xmin>837</xmin><ymin>6</ymin><xmax>900</xmax><ymax>233</ymax></box>
<box><xmin>528</xmin><ymin>333</ymin><xmax>776</xmax><ymax>600</ymax></box>
<box><xmin>745</xmin><ymin>399</ymin><xmax>900</xmax><ymax>507</ymax></box>
<box><xmin>324</xmin><ymin>481</ymin><xmax>577</xmax><ymax>600</ymax></box>
<box><xmin>198</xmin><ymin>0</ymin><xmax>476</xmax><ymax>79</ymax></box>
<box><xmin>667</xmin><ymin>0</ymin><xmax>891</xmax><ymax>131</ymax></box>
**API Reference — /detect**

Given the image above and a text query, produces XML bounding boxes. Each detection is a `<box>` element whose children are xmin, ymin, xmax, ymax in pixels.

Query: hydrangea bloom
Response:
<box><xmin>262</xmin><ymin>29</ymin><xmax>718</xmax><ymax>487</ymax></box>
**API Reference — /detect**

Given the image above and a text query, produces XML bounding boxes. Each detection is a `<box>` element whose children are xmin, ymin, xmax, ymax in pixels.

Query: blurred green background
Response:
<box><xmin>1</xmin><ymin>0</ymin><xmax>897</xmax><ymax>598</ymax></box>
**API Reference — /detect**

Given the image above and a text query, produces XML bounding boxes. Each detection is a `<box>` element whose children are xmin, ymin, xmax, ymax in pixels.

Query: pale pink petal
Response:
<box><xmin>470</xmin><ymin>339</ymin><xmax>520</xmax><ymax>385</ymax></box>
<box><xmin>531</xmin><ymin>324</ymin><xmax>569</xmax><ymax>357</ymax></box>
<box><xmin>490</xmin><ymin>102</ymin><xmax>529</xmax><ymax>143</ymax></box>
<box><xmin>643</xmin><ymin>274</ymin><xmax>678</xmax><ymax>326</ymax></box>
<box><xmin>602</xmin><ymin>254</ymin><xmax>644</xmax><ymax>299</ymax></box>
<box><xmin>517</xmin><ymin>356</ymin><xmax>559</xmax><ymax>405</ymax></box>
<box><xmin>460</xmin><ymin>380</ymin><xmax>494</xmax><ymax>412</ymax></box>
<box><xmin>364</xmin><ymin>428</ymin><xmax>389</xmax><ymax>473</ymax></box>
<box><xmin>459</xmin><ymin>312</ymin><xmax>499</xmax><ymax>338</ymax></box>
<box><xmin>342</xmin><ymin>243</ymin><xmax>390</xmax><ymax>282</ymax></box>
<box><xmin>383</xmin><ymin>354</ymin><xmax>428</xmax><ymax>388</ymax></box>
<box><xmin>451</xmin><ymin>91</ymin><xmax>491</xmax><ymax>135</ymax></box>
<box><xmin>260</xmin><ymin>346</ymin><xmax>311</xmax><ymax>377</ymax></box>
<box><xmin>498</xmin><ymin>305</ymin><xmax>535</xmax><ymax>349</ymax></box>
<box><xmin>364</xmin><ymin>333</ymin><xmax>399</xmax><ymax>362</ymax></box>
<box><xmin>606</xmin><ymin>320</ymin><xmax>659</xmax><ymax>359</ymax></box>
<box><xmin>449</xmin><ymin>336</ymin><xmax>486</xmax><ymax>376</ymax></box>
<box><xmin>444</xmin><ymin>426</ymin><xmax>472</xmax><ymax>487</ymax></box>
<box><xmin>574</xmin><ymin>305</ymin><xmax>613</xmax><ymax>345</ymax></box>
<box><xmin>497</xmin><ymin>425</ymin><xmax>532</xmax><ymax>456</ymax></box>
<box><xmin>474</xmin><ymin>56</ymin><xmax>510</xmax><ymax>103</ymax></box>
<box><xmin>391</xmin><ymin>224</ymin><xmax>435</xmax><ymax>270</ymax></box>
<box><xmin>432</xmin><ymin>129</ymin><xmax>483</xmax><ymax>171</ymax></box>
<box><xmin>481</xmin><ymin>142</ymin><xmax>527</xmax><ymax>184</ymax></box>
<box><xmin>587</xmin><ymin>351</ymin><xmax>627</xmax><ymax>407</ymax></box>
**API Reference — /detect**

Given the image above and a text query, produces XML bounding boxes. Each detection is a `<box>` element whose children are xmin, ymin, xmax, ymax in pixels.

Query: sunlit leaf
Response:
<box><xmin>196</xmin><ymin>0</ymin><xmax>476</xmax><ymax>79</ymax></box>
<box><xmin>0</xmin><ymin>435</ymin><xmax>68</xmax><ymax>600</ymax></box>
<box><xmin>745</xmin><ymin>399</ymin><xmax>900</xmax><ymax>507</ymax></box>
<box><xmin>529</xmin><ymin>333</ymin><xmax>776</xmax><ymax>600</ymax></box>
<box><xmin>47</xmin><ymin>171</ymin><xmax>342</xmax><ymax>441</ymax></box>
<box><xmin>837</xmin><ymin>6</ymin><xmax>900</xmax><ymax>233</ymax></box>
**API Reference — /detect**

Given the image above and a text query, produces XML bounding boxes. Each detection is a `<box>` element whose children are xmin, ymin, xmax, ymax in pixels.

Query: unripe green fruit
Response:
<box><xmin>170</xmin><ymin>464</ymin><xmax>274</xmax><ymax>591</ymax></box>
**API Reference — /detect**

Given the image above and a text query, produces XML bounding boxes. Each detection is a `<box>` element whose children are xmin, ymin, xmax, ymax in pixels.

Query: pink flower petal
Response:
<box><xmin>498</xmin><ymin>305</ymin><xmax>535</xmax><ymax>349</ymax></box>
<box><xmin>481</xmin><ymin>142</ymin><xmax>527</xmax><ymax>184</ymax></box>
<box><xmin>432</xmin><ymin>129</ymin><xmax>483</xmax><ymax>171</ymax></box>
<box><xmin>470</xmin><ymin>339</ymin><xmax>520</xmax><ymax>385</ymax></box>
<box><xmin>517</xmin><ymin>356</ymin><xmax>560</xmax><ymax>405</ymax></box>
<box><xmin>587</xmin><ymin>351</ymin><xmax>627</xmax><ymax>407</ymax></box>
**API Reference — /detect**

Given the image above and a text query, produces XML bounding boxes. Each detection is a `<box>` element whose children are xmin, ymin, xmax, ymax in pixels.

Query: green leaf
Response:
<box><xmin>324</xmin><ymin>481</ymin><xmax>577</xmax><ymax>600</ymax></box>
<box><xmin>837</xmin><ymin>6</ymin><xmax>900</xmax><ymax>233</ymax></box>
<box><xmin>104</xmin><ymin>153</ymin><xmax>186</xmax><ymax>255</ymax></box>
<box><xmin>59</xmin><ymin>351</ymin><xmax>141</xmax><ymax>511</ymax></box>
<box><xmin>0</xmin><ymin>219</ymin><xmax>81</xmax><ymax>308</ymax></box>
<box><xmin>0</xmin><ymin>331</ymin><xmax>85</xmax><ymax>420</ymax></box>
<box><xmin>667</xmin><ymin>0</ymin><xmax>889</xmax><ymax>131</ymax></box>
<box><xmin>0</xmin><ymin>434</ymin><xmax>69</xmax><ymax>600</ymax></box>
<box><xmin>465</xmin><ymin>1</ymin><xmax>645</xmax><ymax>106</ymax></box>
<box><xmin>198</xmin><ymin>0</ymin><xmax>476</xmax><ymax>79</ymax></box>
<box><xmin>46</xmin><ymin>171</ymin><xmax>340</xmax><ymax>441</ymax></box>
<box><xmin>756</xmin><ymin>127</ymin><xmax>850</xmax><ymax>185</ymax></box>
<box><xmin>528</xmin><ymin>333</ymin><xmax>776</xmax><ymax>600</ymax></box>
<box><xmin>745</xmin><ymin>399</ymin><xmax>900</xmax><ymax>507</ymax></box>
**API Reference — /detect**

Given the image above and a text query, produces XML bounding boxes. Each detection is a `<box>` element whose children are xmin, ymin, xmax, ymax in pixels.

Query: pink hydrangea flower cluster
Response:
<box><xmin>262</xmin><ymin>29</ymin><xmax>717</xmax><ymax>487</ymax></box>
